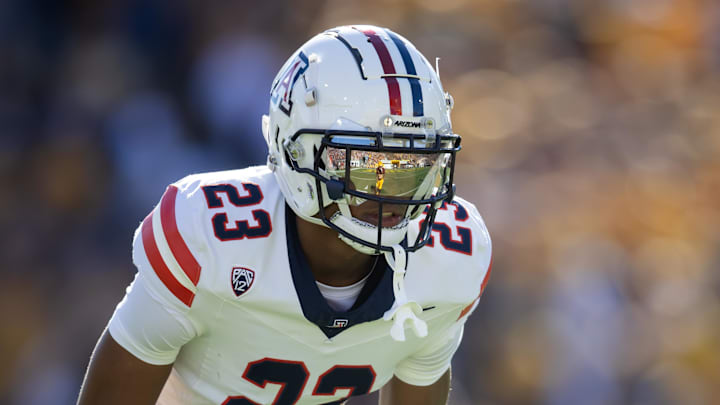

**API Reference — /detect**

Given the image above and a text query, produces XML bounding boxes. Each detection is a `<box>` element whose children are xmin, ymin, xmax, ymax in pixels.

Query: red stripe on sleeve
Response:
<box><xmin>160</xmin><ymin>186</ymin><xmax>201</xmax><ymax>285</ymax></box>
<box><xmin>457</xmin><ymin>256</ymin><xmax>493</xmax><ymax>320</ymax></box>
<box><xmin>480</xmin><ymin>255</ymin><xmax>493</xmax><ymax>294</ymax></box>
<box><xmin>362</xmin><ymin>29</ymin><xmax>402</xmax><ymax>115</ymax></box>
<box><xmin>141</xmin><ymin>211</ymin><xmax>195</xmax><ymax>307</ymax></box>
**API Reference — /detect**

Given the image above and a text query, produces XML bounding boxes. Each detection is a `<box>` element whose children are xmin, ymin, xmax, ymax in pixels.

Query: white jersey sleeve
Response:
<box><xmin>108</xmin><ymin>273</ymin><xmax>201</xmax><ymax>365</ymax></box>
<box><xmin>108</xmin><ymin>176</ymin><xmax>208</xmax><ymax>365</ymax></box>
<box><xmin>393</xmin><ymin>320</ymin><xmax>464</xmax><ymax>386</ymax></box>
<box><xmin>397</xmin><ymin>196</ymin><xmax>493</xmax><ymax>386</ymax></box>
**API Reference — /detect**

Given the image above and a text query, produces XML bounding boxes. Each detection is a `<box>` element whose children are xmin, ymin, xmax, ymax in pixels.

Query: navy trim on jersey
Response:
<box><xmin>285</xmin><ymin>206</ymin><xmax>394</xmax><ymax>339</ymax></box>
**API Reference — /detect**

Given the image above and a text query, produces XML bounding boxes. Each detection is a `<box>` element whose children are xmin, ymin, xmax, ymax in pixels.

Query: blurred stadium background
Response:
<box><xmin>1</xmin><ymin>0</ymin><xmax>719</xmax><ymax>404</ymax></box>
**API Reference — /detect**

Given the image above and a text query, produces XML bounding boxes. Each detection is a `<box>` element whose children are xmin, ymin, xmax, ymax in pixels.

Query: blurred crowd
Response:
<box><xmin>326</xmin><ymin>148</ymin><xmax>426</xmax><ymax>170</ymax></box>
<box><xmin>1</xmin><ymin>0</ymin><xmax>719</xmax><ymax>404</ymax></box>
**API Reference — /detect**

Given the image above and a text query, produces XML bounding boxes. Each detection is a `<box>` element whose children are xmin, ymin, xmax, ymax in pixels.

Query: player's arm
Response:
<box><xmin>379</xmin><ymin>369</ymin><xmax>451</xmax><ymax>405</ymax></box>
<box><xmin>387</xmin><ymin>307</ymin><xmax>468</xmax><ymax>405</ymax></box>
<box><xmin>77</xmin><ymin>272</ymin><xmax>199</xmax><ymax>404</ymax></box>
<box><xmin>79</xmin><ymin>182</ymin><xmax>206</xmax><ymax>404</ymax></box>
<box><xmin>77</xmin><ymin>330</ymin><xmax>172</xmax><ymax>405</ymax></box>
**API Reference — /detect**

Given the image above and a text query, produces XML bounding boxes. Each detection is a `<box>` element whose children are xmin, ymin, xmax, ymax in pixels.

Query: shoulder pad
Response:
<box><xmin>132</xmin><ymin>181</ymin><xmax>204</xmax><ymax>307</ymax></box>
<box><xmin>405</xmin><ymin>196</ymin><xmax>492</xmax><ymax>307</ymax></box>
<box><xmin>131</xmin><ymin>167</ymin><xmax>279</xmax><ymax>307</ymax></box>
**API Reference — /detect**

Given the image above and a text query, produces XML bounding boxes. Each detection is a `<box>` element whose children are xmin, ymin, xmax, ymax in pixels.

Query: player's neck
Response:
<box><xmin>295</xmin><ymin>215</ymin><xmax>376</xmax><ymax>287</ymax></box>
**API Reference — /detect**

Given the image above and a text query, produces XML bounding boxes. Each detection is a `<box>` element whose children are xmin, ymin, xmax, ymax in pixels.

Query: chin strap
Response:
<box><xmin>383</xmin><ymin>244</ymin><xmax>428</xmax><ymax>341</ymax></box>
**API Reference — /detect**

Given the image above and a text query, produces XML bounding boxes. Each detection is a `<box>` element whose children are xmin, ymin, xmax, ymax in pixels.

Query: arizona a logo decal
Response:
<box><xmin>270</xmin><ymin>51</ymin><xmax>309</xmax><ymax>116</ymax></box>
<box><xmin>231</xmin><ymin>267</ymin><xmax>255</xmax><ymax>297</ymax></box>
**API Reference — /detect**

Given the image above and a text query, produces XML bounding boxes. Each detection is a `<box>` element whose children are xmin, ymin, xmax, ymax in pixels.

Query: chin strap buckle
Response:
<box><xmin>382</xmin><ymin>244</ymin><xmax>428</xmax><ymax>341</ymax></box>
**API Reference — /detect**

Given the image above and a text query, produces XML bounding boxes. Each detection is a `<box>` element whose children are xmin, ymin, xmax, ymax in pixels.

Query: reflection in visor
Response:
<box><xmin>325</xmin><ymin>147</ymin><xmax>449</xmax><ymax>204</ymax></box>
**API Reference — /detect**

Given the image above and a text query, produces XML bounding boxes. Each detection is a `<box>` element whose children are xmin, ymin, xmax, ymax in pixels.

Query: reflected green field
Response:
<box><xmin>345</xmin><ymin>167</ymin><xmax>432</xmax><ymax>196</ymax></box>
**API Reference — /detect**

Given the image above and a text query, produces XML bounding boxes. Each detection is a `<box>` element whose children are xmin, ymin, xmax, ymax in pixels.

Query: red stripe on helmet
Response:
<box><xmin>362</xmin><ymin>29</ymin><xmax>402</xmax><ymax>115</ymax></box>
<box><xmin>141</xmin><ymin>211</ymin><xmax>195</xmax><ymax>307</ymax></box>
<box><xmin>160</xmin><ymin>185</ymin><xmax>201</xmax><ymax>285</ymax></box>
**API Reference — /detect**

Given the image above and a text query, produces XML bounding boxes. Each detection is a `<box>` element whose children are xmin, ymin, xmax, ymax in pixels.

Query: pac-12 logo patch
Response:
<box><xmin>231</xmin><ymin>267</ymin><xmax>255</xmax><ymax>297</ymax></box>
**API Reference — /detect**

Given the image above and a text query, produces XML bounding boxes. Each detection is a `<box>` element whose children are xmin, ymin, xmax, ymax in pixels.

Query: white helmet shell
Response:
<box><xmin>263</xmin><ymin>25</ymin><xmax>457</xmax><ymax>254</ymax></box>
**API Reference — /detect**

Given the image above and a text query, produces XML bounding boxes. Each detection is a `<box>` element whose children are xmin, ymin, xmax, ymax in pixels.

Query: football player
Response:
<box><xmin>78</xmin><ymin>25</ymin><xmax>492</xmax><ymax>405</ymax></box>
<box><xmin>375</xmin><ymin>161</ymin><xmax>385</xmax><ymax>195</ymax></box>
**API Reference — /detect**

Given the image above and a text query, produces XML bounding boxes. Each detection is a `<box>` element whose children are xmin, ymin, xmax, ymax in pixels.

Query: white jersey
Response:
<box><xmin>108</xmin><ymin>166</ymin><xmax>492</xmax><ymax>405</ymax></box>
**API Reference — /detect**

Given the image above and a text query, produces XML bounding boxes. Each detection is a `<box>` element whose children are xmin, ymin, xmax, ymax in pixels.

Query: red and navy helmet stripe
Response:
<box><xmin>362</xmin><ymin>29</ymin><xmax>403</xmax><ymax>115</ymax></box>
<box><xmin>386</xmin><ymin>31</ymin><xmax>424</xmax><ymax>117</ymax></box>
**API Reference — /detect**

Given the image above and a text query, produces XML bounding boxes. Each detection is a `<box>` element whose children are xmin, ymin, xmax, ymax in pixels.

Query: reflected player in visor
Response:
<box><xmin>78</xmin><ymin>25</ymin><xmax>492</xmax><ymax>405</ymax></box>
<box><xmin>375</xmin><ymin>161</ymin><xmax>385</xmax><ymax>195</ymax></box>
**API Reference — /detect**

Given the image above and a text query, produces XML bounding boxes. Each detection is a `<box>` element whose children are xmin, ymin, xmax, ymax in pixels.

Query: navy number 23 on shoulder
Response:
<box><xmin>202</xmin><ymin>183</ymin><xmax>272</xmax><ymax>241</ymax></box>
<box><xmin>421</xmin><ymin>201</ymin><xmax>472</xmax><ymax>255</ymax></box>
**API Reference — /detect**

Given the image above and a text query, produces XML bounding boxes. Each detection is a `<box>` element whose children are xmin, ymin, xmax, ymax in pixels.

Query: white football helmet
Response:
<box><xmin>263</xmin><ymin>25</ymin><xmax>460</xmax><ymax>255</ymax></box>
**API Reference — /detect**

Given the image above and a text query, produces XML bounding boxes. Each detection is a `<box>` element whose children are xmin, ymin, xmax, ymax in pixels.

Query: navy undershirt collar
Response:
<box><xmin>285</xmin><ymin>206</ymin><xmax>394</xmax><ymax>339</ymax></box>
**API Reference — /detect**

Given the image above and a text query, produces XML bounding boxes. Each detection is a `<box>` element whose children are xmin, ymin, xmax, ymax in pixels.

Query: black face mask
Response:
<box><xmin>285</xmin><ymin>128</ymin><xmax>461</xmax><ymax>254</ymax></box>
